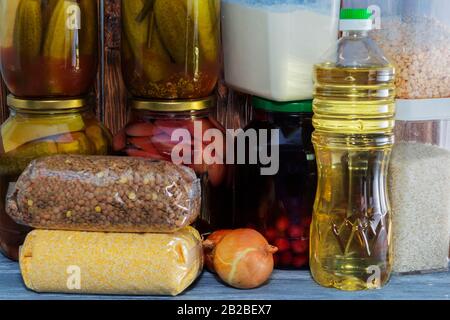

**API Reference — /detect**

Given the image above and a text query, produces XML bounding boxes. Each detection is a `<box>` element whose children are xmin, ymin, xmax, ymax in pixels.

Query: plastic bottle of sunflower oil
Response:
<box><xmin>310</xmin><ymin>8</ymin><xmax>396</xmax><ymax>291</ymax></box>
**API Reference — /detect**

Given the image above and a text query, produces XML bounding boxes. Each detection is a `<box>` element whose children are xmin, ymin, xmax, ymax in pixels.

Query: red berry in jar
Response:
<box><xmin>291</xmin><ymin>239</ymin><xmax>308</xmax><ymax>254</ymax></box>
<box><xmin>274</xmin><ymin>238</ymin><xmax>290</xmax><ymax>252</ymax></box>
<box><xmin>264</xmin><ymin>228</ymin><xmax>278</xmax><ymax>243</ymax></box>
<box><xmin>279</xmin><ymin>251</ymin><xmax>293</xmax><ymax>267</ymax></box>
<box><xmin>276</xmin><ymin>216</ymin><xmax>289</xmax><ymax>233</ymax></box>
<box><xmin>292</xmin><ymin>255</ymin><xmax>308</xmax><ymax>268</ymax></box>
<box><xmin>288</xmin><ymin>225</ymin><xmax>304</xmax><ymax>239</ymax></box>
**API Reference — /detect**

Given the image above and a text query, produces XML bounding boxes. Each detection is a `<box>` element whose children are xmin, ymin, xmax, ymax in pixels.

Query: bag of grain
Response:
<box><xmin>389</xmin><ymin>99</ymin><xmax>450</xmax><ymax>274</ymax></box>
<box><xmin>20</xmin><ymin>227</ymin><xmax>203</xmax><ymax>296</ymax></box>
<box><xmin>6</xmin><ymin>155</ymin><xmax>201</xmax><ymax>233</ymax></box>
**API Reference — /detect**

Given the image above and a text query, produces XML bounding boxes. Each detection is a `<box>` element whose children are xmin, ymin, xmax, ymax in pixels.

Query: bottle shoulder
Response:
<box><xmin>320</xmin><ymin>34</ymin><xmax>394</xmax><ymax>69</ymax></box>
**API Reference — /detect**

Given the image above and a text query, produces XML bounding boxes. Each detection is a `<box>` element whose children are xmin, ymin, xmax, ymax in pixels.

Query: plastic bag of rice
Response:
<box><xmin>389</xmin><ymin>142</ymin><xmax>450</xmax><ymax>274</ymax></box>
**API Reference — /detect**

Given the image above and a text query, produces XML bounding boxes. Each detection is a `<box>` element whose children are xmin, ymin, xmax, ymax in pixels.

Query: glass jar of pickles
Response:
<box><xmin>0</xmin><ymin>0</ymin><xmax>98</xmax><ymax>98</ymax></box>
<box><xmin>0</xmin><ymin>96</ymin><xmax>111</xmax><ymax>260</ymax></box>
<box><xmin>121</xmin><ymin>0</ymin><xmax>221</xmax><ymax>99</ymax></box>
<box><xmin>234</xmin><ymin>97</ymin><xmax>317</xmax><ymax>269</ymax></box>
<box><xmin>113</xmin><ymin>97</ymin><xmax>232</xmax><ymax>233</ymax></box>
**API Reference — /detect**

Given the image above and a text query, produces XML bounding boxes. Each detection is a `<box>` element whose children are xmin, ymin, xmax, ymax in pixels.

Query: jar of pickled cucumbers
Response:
<box><xmin>0</xmin><ymin>96</ymin><xmax>112</xmax><ymax>260</ymax></box>
<box><xmin>121</xmin><ymin>0</ymin><xmax>221</xmax><ymax>99</ymax></box>
<box><xmin>113</xmin><ymin>97</ymin><xmax>232</xmax><ymax>233</ymax></box>
<box><xmin>0</xmin><ymin>0</ymin><xmax>98</xmax><ymax>98</ymax></box>
<box><xmin>234</xmin><ymin>97</ymin><xmax>317</xmax><ymax>269</ymax></box>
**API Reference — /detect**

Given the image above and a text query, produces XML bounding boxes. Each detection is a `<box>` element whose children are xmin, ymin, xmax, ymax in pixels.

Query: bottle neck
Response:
<box><xmin>342</xmin><ymin>30</ymin><xmax>370</xmax><ymax>38</ymax></box>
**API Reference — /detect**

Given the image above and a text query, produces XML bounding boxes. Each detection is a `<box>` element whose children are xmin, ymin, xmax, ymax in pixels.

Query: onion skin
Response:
<box><xmin>213</xmin><ymin>228</ymin><xmax>278</xmax><ymax>289</ymax></box>
<box><xmin>203</xmin><ymin>229</ymin><xmax>233</xmax><ymax>273</ymax></box>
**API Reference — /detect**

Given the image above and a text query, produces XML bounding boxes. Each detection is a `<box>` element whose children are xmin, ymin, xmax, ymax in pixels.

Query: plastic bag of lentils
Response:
<box><xmin>6</xmin><ymin>155</ymin><xmax>201</xmax><ymax>233</ymax></box>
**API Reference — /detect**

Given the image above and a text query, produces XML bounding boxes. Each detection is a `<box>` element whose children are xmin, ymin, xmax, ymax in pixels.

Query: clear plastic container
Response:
<box><xmin>389</xmin><ymin>99</ymin><xmax>450</xmax><ymax>274</ymax></box>
<box><xmin>113</xmin><ymin>98</ymin><xmax>233</xmax><ymax>234</ymax></box>
<box><xmin>343</xmin><ymin>0</ymin><xmax>450</xmax><ymax>99</ymax></box>
<box><xmin>0</xmin><ymin>96</ymin><xmax>111</xmax><ymax>261</ymax></box>
<box><xmin>0</xmin><ymin>0</ymin><xmax>98</xmax><ymax>98</ymax></box>
<box><xmin>222</xmin><ymin>0</ymin><xmax>340</xmax><ymax>102</ymax></box>
<box><xmin>121</xmin><ymin>0</ymin><xmax>221</xmax><ymax>99</ymax></box>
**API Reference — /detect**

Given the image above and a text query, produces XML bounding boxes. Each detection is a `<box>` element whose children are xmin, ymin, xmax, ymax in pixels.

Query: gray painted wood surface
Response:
<box><xmin>0</xmin><ymin>255</ymin><xmax>449</xmax><ymax>300</ymax></box>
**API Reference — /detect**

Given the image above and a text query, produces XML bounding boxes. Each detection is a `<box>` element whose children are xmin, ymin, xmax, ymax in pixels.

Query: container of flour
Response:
<box><xmin>221</xmin><ymin>0</ymin><xmax>340</xmax><ymax>102</ymax></box>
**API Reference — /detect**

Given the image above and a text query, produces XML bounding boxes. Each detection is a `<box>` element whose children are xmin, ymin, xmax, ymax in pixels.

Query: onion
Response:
<box><xmin>203</xmin><ymin>229</ymin><xmax>233</xmax><ymax>273</ymax></box>
<box><xmin>213</xmin><ymin>228</ymin><xmax>278</xmax><ymax>289</ymax></box>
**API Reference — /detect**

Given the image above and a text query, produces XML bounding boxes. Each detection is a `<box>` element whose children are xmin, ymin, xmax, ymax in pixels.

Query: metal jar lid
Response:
<box><xmin>7</xmin><ymin>95</ymin><xmax>89</xmax><ymax>111</ymax></box>
<box><xmin>130</xmin><ymin>96</ymin><xmax>215</xmax><ymax>112</ymax></box>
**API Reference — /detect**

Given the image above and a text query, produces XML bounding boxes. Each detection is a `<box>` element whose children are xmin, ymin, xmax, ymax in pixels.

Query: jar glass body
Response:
<box><xmin>0</xmin><ymin>0</ymin><xmax>98</xmax><ymax>98</ymax></box>
<box><xmin>0</xmin><ymin>105</ymin><xmax>111</xmax><ymax>260</ymax></box>
<box><xmin>121</xmin><ymin>0</ymin><xmax>221</xmax><ymax>99</ymax></box>
<box><xmin>114</xmin><ymin>107</ymin><xmax>232</xmax><ymax>233</ymax></box>
<box><xmin>234</xmin><ymin>109</ymin><xmax>317</xmax><ymax>269</ymax></box>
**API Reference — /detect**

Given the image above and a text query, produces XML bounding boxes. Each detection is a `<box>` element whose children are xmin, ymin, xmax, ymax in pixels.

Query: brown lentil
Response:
<box><xmin>6</xmin><ymin>155</ymin><xmax>201</xmax><ymax>233</ymax></box>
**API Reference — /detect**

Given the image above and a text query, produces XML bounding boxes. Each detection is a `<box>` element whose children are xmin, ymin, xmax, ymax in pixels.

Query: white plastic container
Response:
<box><xmin>389</xmin><ymin>99</ymin><xmax>450</xmax><ymax>274</ymax></box>
<box><xmin>222</xmin><ymin>0</ymin><xmax>340</xmax><ymax>102</ymax></box>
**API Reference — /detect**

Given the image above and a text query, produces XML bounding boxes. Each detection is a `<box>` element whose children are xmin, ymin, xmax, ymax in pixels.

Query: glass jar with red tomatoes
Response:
<box><xmin>113</xmin><ymin>97</ymin><xmax>232</xmax><ymax>234</ymax></box>
<box><xmin>234</xmin><ymin>97</ymin><xmax>317</xmax><ymax>269</ymax></box>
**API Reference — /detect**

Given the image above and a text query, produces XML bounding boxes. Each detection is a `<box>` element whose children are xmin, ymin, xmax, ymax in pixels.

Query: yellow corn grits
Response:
<box><xmin>19</xmin><ymin>227</ymin><xmax>203</xmax><ymax>296</ymax></box>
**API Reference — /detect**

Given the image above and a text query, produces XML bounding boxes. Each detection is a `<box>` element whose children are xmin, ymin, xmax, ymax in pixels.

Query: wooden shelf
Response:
<box><xmin>1</xmin><ymin>255</ymin><xmax>449</xmax><ymax>300</ymax></box>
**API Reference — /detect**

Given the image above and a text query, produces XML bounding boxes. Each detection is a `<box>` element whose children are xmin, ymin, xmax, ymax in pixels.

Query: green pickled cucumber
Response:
<box><xmin>154</xmin><ymin>0</ymin><xmax>195</xmax><ymax>65</ymax></box>
<box><xmin>0</xmin><ymin>0</ymin><xmax>21</xmax><ymax>48</ymax></box>
<box><xmin>43</xmin><ymin>0</ymin><xmax>78</xmax><ymax>59</ymax></box>
<box><xmin>122</xmin><ymin>0</ymin><xmax>149</xmax><ymax>48</ymax></box>
<box><xmin>43</xmin><ymin>0</ymin><xmax>60</xmax><ymax>22</ymax></box>
<box><xmin>144</xmin><ymin>11</ymin><xmax>172</xmax><ymax>82</ymax></box>
<box><xmin>122</xmin><ymin>0</ymin><xmax>171</xmax><ymax>82</ymax></box>
<box><xmin>79</xmin><ymin>0</ymin><xmax>98</xmax><ymax>55</ymax></box>
<box><xmin>13</xmin><ymin>0</ymin><xmax>42</xmax><ymax>59</ymax></box>
<box><xmin>194</xmin><ymin>0</ymin><xmax>220</xmax><ymax>63</ymax></box>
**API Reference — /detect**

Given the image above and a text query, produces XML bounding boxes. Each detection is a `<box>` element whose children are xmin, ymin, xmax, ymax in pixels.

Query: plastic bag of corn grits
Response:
<box><xmin>19</xmin><ymin>227</ymin><xmax>203</xmax><ymax>296</ymax></box>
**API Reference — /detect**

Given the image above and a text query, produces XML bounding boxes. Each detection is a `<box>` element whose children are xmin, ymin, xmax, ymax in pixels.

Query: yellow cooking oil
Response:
<box><xmin>310</xmin><ymin>62</ymin><xmax>396</xmax><ymax>290</ymax></box>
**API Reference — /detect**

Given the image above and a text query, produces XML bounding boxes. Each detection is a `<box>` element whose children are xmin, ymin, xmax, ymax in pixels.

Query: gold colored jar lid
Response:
<box><xmin>130</xmin><ymin>96</ymin><xmax>215</xmax><ymax>112</ymax></box>
<box><xmin>7</xmin><ymin>95</ymin><xmax>89</xmax><ymax>111</ymax></box>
